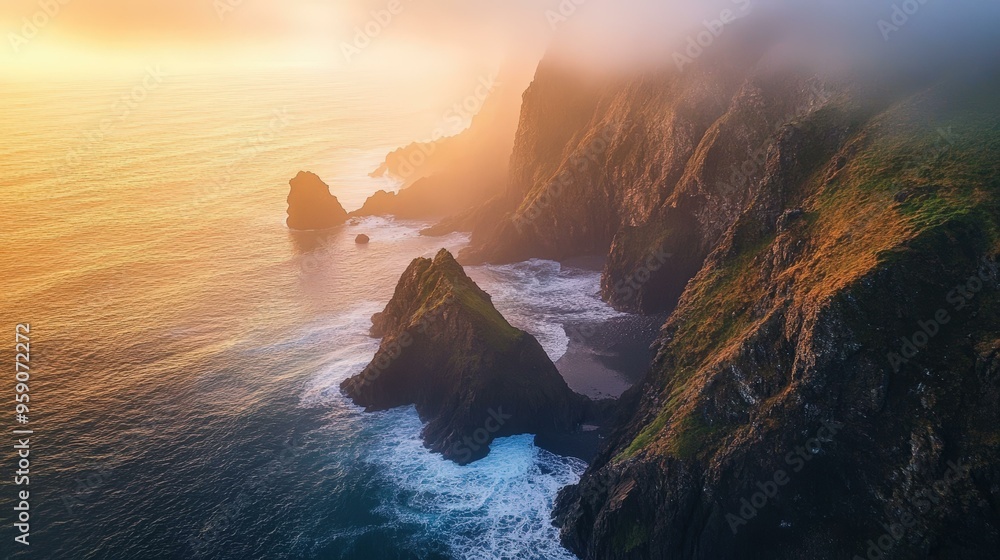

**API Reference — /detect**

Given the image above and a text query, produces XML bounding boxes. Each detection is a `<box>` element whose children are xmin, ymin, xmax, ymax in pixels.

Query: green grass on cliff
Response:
<box><xmin>450</xmin><ymin>281</ymin><xmax>522</xmax><ymax>352</ymax></box>
<box><xmin>410</xmin><ymin>250</ymin><xmax>522</xmax><ymax>353</ymax></box>
<box><xmin>613</xmin><ymin>523</ymin><xmax>650</xmax><ymax>554</ymax></box>
<box><xmin>616</xmin><ymin>92</ymin><xmax>1000</xmax><ymax>462</ymax></box>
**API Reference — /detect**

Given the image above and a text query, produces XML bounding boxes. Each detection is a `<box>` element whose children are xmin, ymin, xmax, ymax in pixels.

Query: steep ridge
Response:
<box><xmin>550</xmin><ymin>75</ymin><xmax>1000</xmax><ymax>558</ymax></box>
<box><xmin>340</xmin><ymin>249</ymin><xmax>591</xmax><ymax>464</ymax></box>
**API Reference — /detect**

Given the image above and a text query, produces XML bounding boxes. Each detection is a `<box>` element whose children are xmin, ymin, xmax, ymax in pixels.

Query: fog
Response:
<box><xmin>348</xmin><ymin>0</ymin><xmax>1000</xmax><ymax>77</ymax></box>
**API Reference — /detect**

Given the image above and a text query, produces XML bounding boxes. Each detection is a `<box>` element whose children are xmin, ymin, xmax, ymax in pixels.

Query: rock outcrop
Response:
<box><xmin>340</xmin><ymin>249</ymin><xmax>590</xmax><ymax>464</ymax></box>
<box><xmin>355</xmin><ymin>234</ymin><xmax>370</xmax><ymax>244</ymax></box>
<box><xmin>285</xmin><ymin>171</ymin><xmax>348</xmax><ymax>230</ymax></box>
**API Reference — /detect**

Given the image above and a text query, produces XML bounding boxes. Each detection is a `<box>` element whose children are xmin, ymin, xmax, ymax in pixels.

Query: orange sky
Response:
<box><xmin>0</xmin><ymin>0</ymin><xmax>556</xmax><ymax>79</ymax></box>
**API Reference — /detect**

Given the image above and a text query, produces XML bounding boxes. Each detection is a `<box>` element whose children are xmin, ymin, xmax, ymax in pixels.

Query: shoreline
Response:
<box><xmin>538</xmin><ymin>306</ymin><xmax>666</xmax><ymax>463</ymax></box>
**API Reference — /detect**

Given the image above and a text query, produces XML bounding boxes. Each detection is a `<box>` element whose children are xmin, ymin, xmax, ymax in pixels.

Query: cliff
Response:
<box><xmin>531</xmin><ymin>64</ymin><xmax>1000</xmax><ymax>560</ymax></box>
<box><xmin>340</xmin><ymin>249</ymin><xmax>591</xmax><ymax>464</ymax></box>
<box><xmin>285</xmin><ymin>171</ymin><xmax>348</xmax><ymax>230</ymax></box>
<box><xmin>354</xmin><ymin>68</ymin><xmax>528</xmax><ymax>222</ymax></box>
<box><xmin>412</xmin><ymin>23</ymin><xmax>1000</xmax><ymax>558</ymax></box>
<box><xmin>458</xmin><ymin>32</ymin><xmax>847</xmax><ymax>316</ymax></box>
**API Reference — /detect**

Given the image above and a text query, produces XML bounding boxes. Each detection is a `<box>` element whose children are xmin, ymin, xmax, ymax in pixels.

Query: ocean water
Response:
<box><xmin>0</xmin><ymin>72</ymin><xmax>613</xmax><ymax>559</ymax></box>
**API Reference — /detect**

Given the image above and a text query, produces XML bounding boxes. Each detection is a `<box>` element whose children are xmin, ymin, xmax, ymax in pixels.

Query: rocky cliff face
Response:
<box><xmin>459</xmin><ymin>33</ymin><xmax>854</xmax><ymax>315</ymax></box>
<box><xmin>340</xmin><ymin>249</ymin><xmax>590</xmax><ymax>464</ymax></box>
<box><xmin>355</xmin><ymin>68</ymin><xmax>528</xmax><ymax>221</ymax></box>
<box><xmin>530</xmin><ymin>66</ymin><xmax>1000</xmax><ymax>560</ymax></box>
<box><xmin>441</xmin><ymin>27</ymin><xmax>1000</xmax><ymax>559</ymax></box>
<box><xmin>285</xmin><ymin>171</ymin><xmax>348</xmax><ymax>230</ymax></box>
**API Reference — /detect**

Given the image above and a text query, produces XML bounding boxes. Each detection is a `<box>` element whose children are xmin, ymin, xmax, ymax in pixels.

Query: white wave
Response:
<box><xmin>345</xmin><ymin>215</ymin><xmax>471</xmax><ymax>247</ymax></box>
<box><xmin>368</xmin><ymin>407</ymin><xmax>585</xmax><ymax>560</ymax></box>
<box><xmin>298</xmin><ymin>303</ymin><xmax>383</xmax><ymax>407</ymax></box>
<box><xmin>469</xmin><ymin>259</ymin><xmax>624</xmax><ymax>361</ymax></box>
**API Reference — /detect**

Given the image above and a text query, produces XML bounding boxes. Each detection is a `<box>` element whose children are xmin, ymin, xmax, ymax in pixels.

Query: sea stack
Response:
<box><xmin>355</xmin><ymin>234</ymin><xmax>370</xmax><ymax>244</ymax></box>
<box><xmin>285</xmin><ymin>171</ymin><xmax>348</xmax><ymax>230</ymax></box>
<box><xmin>341</xmin><ymin>249</ymin><xmax>589</xmax><ymax>464</ymax></box>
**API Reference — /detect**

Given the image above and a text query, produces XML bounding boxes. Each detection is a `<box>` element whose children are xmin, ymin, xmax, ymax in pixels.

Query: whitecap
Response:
<box><xmin>469</xmin><ymin>259</ymin><xmax>623</xmax><ymax>361</ymax></box>
<box><xmin>298</xmin><ymin>303</ymin><xmax>383</xmax><ymax>407</ymax></box>
<box><xmin>368</xmin><ymin>407</ymin><xmax>585</xmax><ymax>560</ymax></box>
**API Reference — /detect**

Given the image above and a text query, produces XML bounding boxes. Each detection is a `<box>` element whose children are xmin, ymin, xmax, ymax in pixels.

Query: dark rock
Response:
<box><xmin>340</xmin><ymin>249</ymin><xmax>590</xmax><ymax>464</ymax></box>
<box><xmin>285</xmin><ymin>171</ymin><xmax>348</xmax><ymax>231</ymax></box>
<box><xmin>355</xmin><ymin>234</ymin><xmax>370</xmax><ymax>244</ymax></box>
<box><xmin>775</xmin><ymin>208</ymin><xmax>805</xmax><ymax>231</ymax></box>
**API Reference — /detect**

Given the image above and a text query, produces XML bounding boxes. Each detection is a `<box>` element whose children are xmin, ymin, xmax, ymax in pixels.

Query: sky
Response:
<box><xmin>0</xmin><ymin>0</ymin><xmax>773</xmax><ymax>79</ymax></box>
<box><xmin>0</xmin><ymin>0</ymin><xmax>546</xmax><ymax>79</ymax></box>
<box><xmin>3</xmin><ymin>0</ymin><xmax>999</xmax><ymax>81</ymax></box>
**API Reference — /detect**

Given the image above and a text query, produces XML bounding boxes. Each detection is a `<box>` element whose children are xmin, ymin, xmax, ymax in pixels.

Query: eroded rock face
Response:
<box><xmin>458</xmin><ymin>32</ymin><xmax>844</xmax><ymax>316</ymax></box>
<box><xmin>543</xmin><ymin>70</ymin><xmax>1000</xmax><ymax>560</ymax></box>
<box><xmin>340</xmin><ymin>249</ymin><xmax>590</xmax><ymax>464</ymax></box>
<box><xmin>285</xmin><ymin>171</ymin><xmax>348</xmax><ymax>230</ymax></box>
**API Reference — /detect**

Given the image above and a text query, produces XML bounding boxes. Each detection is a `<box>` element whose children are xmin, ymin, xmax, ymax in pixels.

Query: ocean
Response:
<box><xmin>0</xmin><ymin>71</ymin><xmax>626</xmax><ymax>559</ymax></box>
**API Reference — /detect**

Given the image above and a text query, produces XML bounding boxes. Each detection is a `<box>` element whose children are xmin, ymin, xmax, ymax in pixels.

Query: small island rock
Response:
<box><xmin>286</xmin><ymin>171</ymin><xmax>348</xmax><ymax>231</ymax></box>
<box><xmin>341</xmin><ymin>249</ymin><xmax>589</xmax><ymax>464</ymax></box>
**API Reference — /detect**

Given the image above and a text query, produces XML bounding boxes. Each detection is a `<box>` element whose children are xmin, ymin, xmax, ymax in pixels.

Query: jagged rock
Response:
<box><xmin>340</xmin><ymin>249</ymin><xmax>590</xmax><ymax>464</ymax></box>
<box><xmin>355</xmin><ymin>234</ymin><xmax>370</xmax><ymax>244</ymax></box>
<box><xmin>775</xmin><ymin>208</ymin><xmax>804</xmax><ymax>232</ymax></box>
<box><xmin>285</xmin><ymin>171</ymin><xmax>348</xmax><ymax>230</ymax></box>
